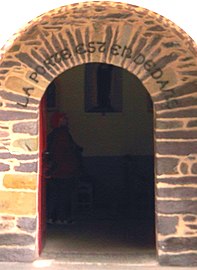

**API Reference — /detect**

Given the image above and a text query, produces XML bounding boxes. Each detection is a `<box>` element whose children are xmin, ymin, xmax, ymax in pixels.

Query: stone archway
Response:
<box><xmin>0</xmin><ymin>1</ymin><xmax>196</xmax><ymax>266</ymax></box>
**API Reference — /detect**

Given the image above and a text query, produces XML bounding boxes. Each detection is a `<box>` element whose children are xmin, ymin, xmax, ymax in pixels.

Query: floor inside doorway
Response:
<box><xmin>41</xmin><ymin>210</ymin><xmax>156</xmax><ymax>265</ymax></box>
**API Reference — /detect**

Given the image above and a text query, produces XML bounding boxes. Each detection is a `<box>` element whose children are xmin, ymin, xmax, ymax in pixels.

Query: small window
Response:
<box><xmin>85</xmin><ymin>63</ymin><xmax>122</xmax><ymax>114</ymax></box>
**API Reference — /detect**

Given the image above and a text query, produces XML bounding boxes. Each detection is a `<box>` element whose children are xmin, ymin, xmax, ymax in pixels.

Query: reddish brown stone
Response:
<box><xmin>157</xmin><ymin>187</ymin><xmax>197</xmax><ymax>198</ymax></box>
<box><xmin>156</xmin><ymin>157</ymin><xmax>179</xmax><ymax>175</ymax></box>
<box><xmin>0</xmin><ymin>152</ymin><xmax>38</xmax><ymax>160</ymax></box>
<box><xmin>9</xmin><ymin>45</ymin><xmax>21</xmax><ymax>52</ymax></box>
<box><xmin>157</xmin><ymin>200</ymin><xmax>197</xmax><ymax>214</ymax></box>
<box><xmin>0</xmin><ymin>233</ymin><xmax>34</xmax><ymax>246</ymax></box>
<box><xmin>187</xmin><ymin>120</ymin><xmax>197</xmax><ymax>127</ymax></box>
<box><xmin>155</xmin><ymin>96</ymin><xmax>197</xmax><ymax>111</ymax></box>
<box><xmin>1</xmin><ymin>61</ymin><xmax>21</xmax><ymax>68</ymax></box>
<box><xmin>6</xmin><ymin>103</ymin><xmax>37</xmax><ymax>111</ymax></box>
<box><xmin>156</xmin><ymin>120</ymin><xmax>183</xmax><ymax>129</ymax></box>
<box><xmin>187</xmin><ymin>225</ymin><xmax>197</xmax><ymax>230</ymax></box>
<box><xmin>159</xmin><ymin>253</ymin><xmax>197</xmax><ymax>266</ymax></box>
<box><xmin>142</xmin><ymin>52</ymin><xmax>179</xmax><ymax>81</ymax></box>
<box><xmin>0</xmin><ymin>216</ymin><xmax>15</xmax><ymax>230</ymax></box>
<box><xmin>159</xmin><ymin>237</ymin><xmax>197</xmax><ymax>252</ymax></box>
<box><xmin>0</xmin><ymin>247</ymin><xmax>35</xmax><ymax>262</ymax></box>
<box><xmin>14</xmin><ymin>162</ymin><xmax>37</xmax><ymax>173</ymax></box>
<box><xmin>15</xmin><ymin>53</ymin><xmax>53</xmax><ymax>81</ymax></box>
<box><xmin>157</xmin><ymin>176</ymin><xmax>197</xmax><ymax>185</ymax></box>
<box><xmin>182</xmin><ymin>70</ymin><xmax>197</xmax><ymax>76</ymax></box>
<box><xmin>191</xmin><ymin>163</ymin><xmax>197</xmax><ymax>174</ymax></box>
<box><xmin>156</xmin><ymin>108</ymin><xmax>197</xmax><ymax>118</ymax></box>
<box><xmin>0</xmin><ymin>69</ymin><xmax>9</xmax><ymax>74</ymax></box>
<box><xmin>0</xmin><ymin>163</ymin><xmax>9</xmax><ymax>171</ymax></box>
<box><xmin>183</xmin><ymin>215</ymin><xmax>196</xmax><ymax>222</ymax></box>
<box><xmin>13</xmin><ymin>121</ymin><xmax>38</xmax><ymax>135</ymax></box>
<box><xmin>0</xmin><ymin>111</ymin><xmax>37</xmax><ymax>121</ymax></box>
<box><xmin>0</xmin><ymin>90</ymin><xmax>39</xmax><ymax>105</ymax></box>
<box><xmin>154</xmin><ymin>81</ymin><xmax>197</xmax><ymax>102</ymax></box>
<box><xmin>13</xmin><ymin>154</ymin><xmax>38</xmax><ymax>160</ymax></box>
<box><xmin>157</xmin><ymin>216</ymin><xmax>178</xmax><ymax>235</ymax></box>
<box><xmin>148</xmin><ymin>25</ymin><xmax>165</xmax><ymax>31</ymax></box>
<box><xmin>0</xmin><ymin>131</ymin><xmax>9</xmax><ymax>137</ymax></box>
<box><xmin>17</xmin><ymin>217</ymin><xmax>36</xmax><ymax>232</ymax></box>
<box><xmin>156</xmin><ymin>130</ymin><xmax>197</xmax><ymax>139</ymax></box>
<box><xmin>1</xmin><ymin>216</ymin><xmax>15</xmax><ymax>220</ymax></box>
<box><xmin>156</xmin><ymin>141</ymin><xmax>197</xmax><ymax>155</ymax></box>
<box><xmin>180</xmin><ymin>162</ymin><xmax>188</xmax><ymax>174</ymax></box>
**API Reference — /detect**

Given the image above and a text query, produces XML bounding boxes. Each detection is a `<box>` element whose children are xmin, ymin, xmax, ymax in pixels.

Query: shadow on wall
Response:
<box><xmin>83</xmin><ymin>155</ymin><xmax>155</xmax><ymax>220</ymax></box>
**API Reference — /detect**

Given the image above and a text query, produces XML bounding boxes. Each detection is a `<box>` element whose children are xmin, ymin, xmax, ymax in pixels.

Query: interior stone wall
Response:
<box><xmin>0</xmin><ymin>1</ymin><xmax>196</xmax><ymax>265</ymax></box>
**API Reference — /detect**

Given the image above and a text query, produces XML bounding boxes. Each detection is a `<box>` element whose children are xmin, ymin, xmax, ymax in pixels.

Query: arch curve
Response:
<box><xmin>0</xmin><ymin>1</ymin><xmax>196</xmax><ymax>266</ymax></box>
<box><xmin>0</xmin><ymin>1</ymin><xmax>196</xmax><ymax>99</ymax></box>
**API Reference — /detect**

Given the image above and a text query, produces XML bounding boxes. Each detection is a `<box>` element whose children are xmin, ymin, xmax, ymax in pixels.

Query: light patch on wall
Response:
<box><xmin>11</xmin><ymin>137</ymin><xmax>38</xmax><ymax>152</ymax></box>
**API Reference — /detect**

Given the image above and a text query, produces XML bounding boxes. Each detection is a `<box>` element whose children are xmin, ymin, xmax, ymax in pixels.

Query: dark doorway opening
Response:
<box><xmin>41</xmin><ymin>64</ymin><xmax>156</xmax><ymax>263</ymax></box>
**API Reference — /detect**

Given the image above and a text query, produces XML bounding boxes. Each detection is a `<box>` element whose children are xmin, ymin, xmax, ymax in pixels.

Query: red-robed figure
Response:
<box><xmin>46</xmin><ymin>112</ymin><xmax>83</xmax><ymax>224</ymax></box>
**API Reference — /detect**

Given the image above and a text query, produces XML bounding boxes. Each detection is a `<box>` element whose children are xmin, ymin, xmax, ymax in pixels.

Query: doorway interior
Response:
<box><xmin>40</xmin><ymin>63</ymin><xmax>156</xmax><ymax>263</ymax></box>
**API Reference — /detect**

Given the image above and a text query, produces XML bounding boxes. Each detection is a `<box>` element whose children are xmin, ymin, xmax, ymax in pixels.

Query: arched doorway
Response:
<box><xmin>40</xmin><ymin>63</ymin><xmax>155</xmax><ymax>262</ymax></box>
<box><xmin>0</xmin><ymin>1</ymin><xmax>196</xmax><ymax>266</ymax></box>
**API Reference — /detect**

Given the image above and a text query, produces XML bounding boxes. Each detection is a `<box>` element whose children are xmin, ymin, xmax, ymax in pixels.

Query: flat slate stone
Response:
<box><xmin>159</xmin><ymin>237</ymin><xmax>197</xmax><ymax>252</ymax></box>
<box><xmin>159</xmin><ymin>253</ymin><xmax>197</xmax><ymax>266</ymax></box>
<box><xmin>157</xmin><ymin>216</ymin><xmax>178</xmax><ymax>235</ymax></box>
<box><xmin>0</xmin><ymin>248</ymin><xmax>35</xmax><ymax>262</ymax></box>
<box><xmin>0</xmin><ymin>233</ymin><xmax>35</xmax><ymax>246</ymax></box>
<box><xmin>17</xmin><ymin>217</ymin><xmax>37</xmax><ymax>232</ymax></box>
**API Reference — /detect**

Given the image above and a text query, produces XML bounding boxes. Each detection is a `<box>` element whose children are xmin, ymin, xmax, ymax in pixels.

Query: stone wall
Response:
<box><xmin>0</xmin><ymin>103</ymin><xmax>38</xmax><ymax>260</ymax></box>
<box><xmin>0</xmin><ymin>1</ymin><xmax>196</xmax><ymax>265</ymax></box>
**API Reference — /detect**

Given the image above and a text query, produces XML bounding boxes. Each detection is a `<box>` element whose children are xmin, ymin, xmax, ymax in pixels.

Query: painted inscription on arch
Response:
<box><xmin>23</xmin><ymin>40</ymin><xmax>180</xmax><ymax>110</ymax></box>
<box><xmin>29</xmin><ymin>41</ymin><xmax>170</xmax><ymax>91</ymax></box>
<box><xmin>17</xmin><ymin>87</ymin><xmax>34</xmax><ymax>107</ymax></box>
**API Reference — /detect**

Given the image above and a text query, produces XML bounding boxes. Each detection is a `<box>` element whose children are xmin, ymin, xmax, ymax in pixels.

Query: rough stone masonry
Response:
<box><xmin>0</xmin><ymin>1</ymin><xmax>196</xmax><ymax>266</ymax></box>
